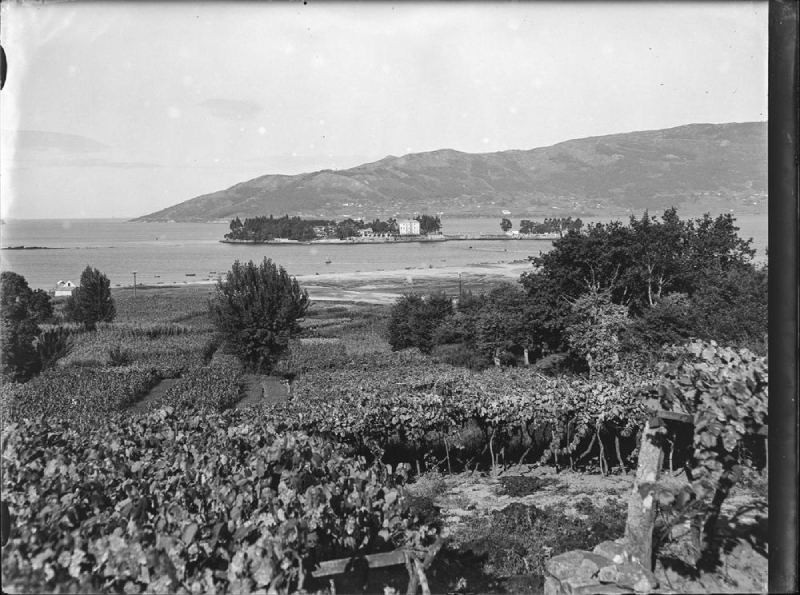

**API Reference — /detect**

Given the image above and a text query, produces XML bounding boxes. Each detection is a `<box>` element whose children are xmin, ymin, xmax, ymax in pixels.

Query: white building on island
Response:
<box><xmin>398</xmin><ymin>219</ymin><xmax>420</xmax><ymax>236</ymax></box>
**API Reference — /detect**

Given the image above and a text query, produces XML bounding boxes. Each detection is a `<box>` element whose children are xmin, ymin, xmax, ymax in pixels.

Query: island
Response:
<box><xmin>220</xmin><ymin>214</ymin><xmax>579</xmax><ymax>245</ymax></box>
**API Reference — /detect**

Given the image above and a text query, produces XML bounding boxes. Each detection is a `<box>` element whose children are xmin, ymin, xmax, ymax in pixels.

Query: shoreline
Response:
<box><xmin>112</xmin><ymin>260</ymin><xmax>534</xmax><ymax>304</ymax></box>
<box><xmin>220</xmin><ymin>234</ymin><xmax>557</xmax><ymax>245</ymax></box>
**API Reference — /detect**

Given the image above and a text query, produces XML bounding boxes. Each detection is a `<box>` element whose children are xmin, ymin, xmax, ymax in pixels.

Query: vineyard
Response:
<box><xmin>2</xmin><ymin>409</ymin><xmax>437</xmax><ymax>594</ymax></box>
<box><xmin>1</xmin><ymin>289</ymin><xmax>769</xmax><ymax>594</ymax></box>
<box><xmin>260</xmin><ymin>359</ymin><xmax>654</xmax><ymax>474</ymax></box>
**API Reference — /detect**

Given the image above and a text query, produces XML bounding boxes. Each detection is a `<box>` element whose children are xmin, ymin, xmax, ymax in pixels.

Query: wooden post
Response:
<box><xmin>623</xmin><ymin>419</ymin><xmax>664</xmax><ymax>569</ymax></box>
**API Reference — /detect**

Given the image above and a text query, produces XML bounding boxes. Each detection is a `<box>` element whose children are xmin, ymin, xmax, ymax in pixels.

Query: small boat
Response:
<box><xmin>325</xmin><ymin>259</ymin><xmax>332</xmax><ymax>264</ymax></box>
<box><xmin>186</xmin><ymin>273</ymin><xmax>196</xmax><ymax>277</ymax></box>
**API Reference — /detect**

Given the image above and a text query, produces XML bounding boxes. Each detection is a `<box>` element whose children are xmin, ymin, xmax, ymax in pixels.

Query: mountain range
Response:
<box><xmin>135</xmin><ymin>122</ymin><xmax>767</xmax><ymax>222</ymax></box>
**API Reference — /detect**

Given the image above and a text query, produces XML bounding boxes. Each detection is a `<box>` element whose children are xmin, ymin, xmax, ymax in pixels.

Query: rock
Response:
<box><xmin>543</xmin><ymin>575</ymin><xmax>561</xmax><ymax>595</ymax></box>
<box><xmin>547</xmin><ymin>551</ymin><xmax>588</xmax><ymax>580</ymax></box>
<box><xmin>598</xmin><ymin>564</ymin><xmax>620</xmax><ymax>583</ymax></box>
<box><xmin>547</xmin><ymin>550</ymin><xmax>612</xmax><ymax>580</ymax></box>
<box><xmin>571</xmin><ymin>584</ymin><xmax>635</xmax><ymax>595</ymax></box>
<box><xmin>563</xmin><ymin>576</ymin><xmax>600</xmax><ymax>594</ymax></box>
<box><xmin>615</xmin><ymin>561</ymin><xmax>658</xmax><ymax>594</ymax></box>
<box><xmin>593</xmin><ymin>540</ymin><xmax>630</xmax><ymax>565</ymax></box>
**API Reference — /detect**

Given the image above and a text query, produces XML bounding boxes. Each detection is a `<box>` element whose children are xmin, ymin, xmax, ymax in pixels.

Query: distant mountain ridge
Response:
<box><xmin>135</xmin><ymin>122</ymin><xmax>767</xmax><ymax>222</ymax></box>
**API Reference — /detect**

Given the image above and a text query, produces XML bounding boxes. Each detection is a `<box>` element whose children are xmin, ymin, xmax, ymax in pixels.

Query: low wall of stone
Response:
<box><xmin>544</xmin><ymin>539</ymin><xmax>658</xmax><ymax>595</ymax></box>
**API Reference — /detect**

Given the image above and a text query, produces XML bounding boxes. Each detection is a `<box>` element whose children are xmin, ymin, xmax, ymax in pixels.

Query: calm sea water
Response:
<box><xmin>0</xmin><ymin>214</ymin><xmax>767</xmax><ymax>291</ymax></box>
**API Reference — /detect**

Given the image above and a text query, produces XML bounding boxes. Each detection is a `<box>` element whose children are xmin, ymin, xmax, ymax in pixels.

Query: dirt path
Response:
<box><xmin>127</xmin><ymin>378</ymin><xmax>180</xmax><ymax>414</ymax></box>
<box><xmin>235</xmin><ymin>375</ymin><xmax>289</xmax><ymax>409</ymax></box>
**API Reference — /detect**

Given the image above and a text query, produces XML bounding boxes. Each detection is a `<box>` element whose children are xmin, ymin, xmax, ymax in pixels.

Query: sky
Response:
<box><xmin>0</xmin><ymin>1</ymin><xmax>768</xmax><ymax>220</ymax></box>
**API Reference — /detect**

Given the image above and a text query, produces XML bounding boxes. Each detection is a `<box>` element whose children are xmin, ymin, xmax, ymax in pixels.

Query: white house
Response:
<box><xmin>398</xmin><ymin>219</ymin><xmax>421</xmax><ymax>236</ymax></box>
<box><xmin>54</xmin><ymin>280</ymin><xmax>77</xmax><ymax>297</ymax></box>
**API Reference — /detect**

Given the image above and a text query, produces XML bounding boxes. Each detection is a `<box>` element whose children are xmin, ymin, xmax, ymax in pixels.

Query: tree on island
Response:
<box><xmin>370</xmin><ymin>218</ymin><xmax>399</xmax><ymax>235</ymax></box>
<box><xmin>64</xmin><ymin>266</ymin><xmax>116</xmax><ymax>331</ymax></box>
<box><xmin>209</xmin><ymin>258</ymin><xmax>309</xmax><ymax>372</ymax></box>
<box><xmin>334</xmin><ymin>218</ymin><xmax>363</xmax><ymax>240</ymax></box>
<box><xmin>414</xmin><ymin>214</ymin><xmax>442</xmax><ymax>235</ymax></box>
<box><xmin>225</xmin><ymin>215</ymin><xmax>327</xmax><ymax>242</ymax></box>
<box><xmin>519</xmin><ymin>217</ymin><xmax>583</xmax><ymax>236</ymax></box>
<box><xmin>500</xmin><ymin>218</ymin><xmax>512</xmax><ymax>233</ymax></box>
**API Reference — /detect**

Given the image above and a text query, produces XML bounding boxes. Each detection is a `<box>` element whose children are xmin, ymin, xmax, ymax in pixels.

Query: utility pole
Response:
<box><xmin>132</xmin><ymin>271</ymin><xmax>137</xmax><ymax>297</ymax></box>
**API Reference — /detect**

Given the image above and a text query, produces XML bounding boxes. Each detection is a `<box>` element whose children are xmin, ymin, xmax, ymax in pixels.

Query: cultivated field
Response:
<box><xmin>1</xmin><ymin>285</ymin><xmax>768</xmax><ymax>594</ymax></box>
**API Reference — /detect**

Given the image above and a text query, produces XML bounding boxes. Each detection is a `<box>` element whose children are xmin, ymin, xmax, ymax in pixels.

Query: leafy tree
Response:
<box><xmin>1</xmin><ymin>317</ymin><xmax>40</xmax><ymax>381</ymax></box>
<box><xmin>474</xmin><ymin>283</ymin><xmax>533</xmax><ymax>365</ymax></box>
<box><xmin>519</xmin><ymin>217</ymin><xmax>583</xmax><ymax>235</ymax></box>
<box><xmin>387</xmin><ymin>292</ymin><xmax>453</xmax><ymax>353</ymax></box>
<box><xmin>564</xmin><ymin>287</ymin><xmax>630</xmax><ymax>377</ymax></box>
<box><xmin>518</xmin><ymin>272</ymin><xmax>571</xmax><ymax>358</ymax></box>
<box><xmin>64</xmin><ymin>266</ymin><xmax>116</xmax><ymax>330</ymax></box>
<box><xmin>529</xmin><ymin>209</ymin><xmax>756</xmax><ymax>313</ymax></box>
<box><xmin>500</xmin><ymin>218</ymin><xmax>512</xmax><ymax>232</ymax></box>
<box><xmin>209</xmin><ymin>258</ymin><xmax>309</xmax><ymax>372</ymax></box>
<box><xmin>226</xmin><ymin>215</ymin><xmax>330</xmax><ymax>242</ymax></box>
<box><xmin>620</xmin><ymin>293</ymin><xmax>696</xmax><ymax>364</ymax></box>
<box><xmin>1</xmin><ymin>271</ymin><xmax>52</xmax><ymax>324</ymax></box>
<box><xmin>689</xmin><ymin>265</ymin><xmax>767</xmax><ymax>352</ymax></box>
<box><xmin>521</xmin><ymin>209</ymin><xmax>763</xmax><ymax>354</ymax></box>
<box><xmin>1</xmin><ymin>271</ymin><xmax>52</xmax><ymax>381</ymax></box>
<box><xmin>431</xmin><ymin>290</ymin><xmax>485</xmax><ymax>347</ymax></box>
<box><xmin>387</xmin><ymin>294</ymin><xmax>425</xmax><ymax>351</ymax></box>
<box><xmin>335</xmin><ymin>218</ymin><xmax>363</xmax><ymax>240</ymax></box>
<box><xmin>414</xmin><ymin>214</ymin><xmax>442</xmax><ymax>235</ymax></box>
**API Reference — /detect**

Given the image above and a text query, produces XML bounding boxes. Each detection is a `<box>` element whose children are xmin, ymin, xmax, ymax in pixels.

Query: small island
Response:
<box><xmin>221</xmin><ymin>214</ymin><xmax>446</xmax><ymax>244</ymax></box>
<box><xmin>221</xmin><ymin>214</ymin><xmax>584</xmax><ymax>245</ymax></box>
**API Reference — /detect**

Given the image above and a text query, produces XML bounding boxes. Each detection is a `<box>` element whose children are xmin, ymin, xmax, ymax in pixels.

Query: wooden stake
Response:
<box><xmin>623</xmin><ymin>421</ymin><xmax>664</xmax><ymax>570</ymax></box>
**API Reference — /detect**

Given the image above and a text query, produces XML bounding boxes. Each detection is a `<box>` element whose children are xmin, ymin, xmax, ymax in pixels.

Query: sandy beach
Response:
<box><xmin>120</xmin><ymin>260</ymin><xmax>534</xmax><ymax>305</ymax></box>
<box><xmin>295</xmin><ymin>260</ymin><xmax>533</xmax><ymax>303</ymax></box>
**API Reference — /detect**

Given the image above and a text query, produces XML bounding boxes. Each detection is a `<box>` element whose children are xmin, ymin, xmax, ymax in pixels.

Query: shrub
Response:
<box><xmin>209</xmin><ymin>258</ymin><xmax>309</xmax><ymax>372</ymax></box>
<box><xmin>620</xmin><ymin>293</ymin><xmax>696</xmax><ymax>363</ymax></box>
<box><xmin>64</xmin><ymin>266</ymin><xmax>116</xmax><ymax>330</ymax></box>
<box><xmin>1</xmin><ymin>272</ymin><xmax>52</xmax><ymax>381</ymax></box>
<box><xmin>530</xmin><ymin>353</ymin><xmax>569</xmax><ymax>376</ymax></box>
<box><xmin>1</xmin><ymin>271</ymin><xmax>52</xmax><ymax>324</ymax></box>
<box><xmin>201</xmin><ymin>336</ymin><xmax>221</xmax><ymax>364</ymax></box>
<box><xmin>35</xmin><ymin>327</ymin><xmax>74</xmax><ymax>371</ymax></box>
<box><xmin>431</xmin><ymin>343</ymin><xmax>491</xmax><ymax>370</ymax></box>
<box><xmin>107</xmin><ymin>345</ymin><xmax>132</xmax><ymax>367</ymax></box>
<box><xmin>564</xmin><ymin>287</ymin><xmax>630</xmax><ymax>377</ymax></box>
<box><xmin>387</xmin><ymin>292</ymin><xmax>453</xmax><ymax>353</ymax></box>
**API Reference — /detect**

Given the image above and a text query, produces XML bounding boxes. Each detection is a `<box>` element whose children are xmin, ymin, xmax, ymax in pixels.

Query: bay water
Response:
<box><xmin>0</xmin><ymin>214</ymin><xmax>767</xmax><ymax>291</ymax></box>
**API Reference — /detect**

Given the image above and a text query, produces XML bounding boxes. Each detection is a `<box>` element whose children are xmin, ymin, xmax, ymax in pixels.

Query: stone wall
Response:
<box><xmin>544</xmin><ymin>539</ymin><xmax>658</xmax><ymax>595</ymax></box>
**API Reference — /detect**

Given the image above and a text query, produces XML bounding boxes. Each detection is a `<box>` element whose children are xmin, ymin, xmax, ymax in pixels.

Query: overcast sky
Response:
<box><xmin>0</xmin><ymin>1</ymin><xmax>767</xmax><ymax>219</ymax></box>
